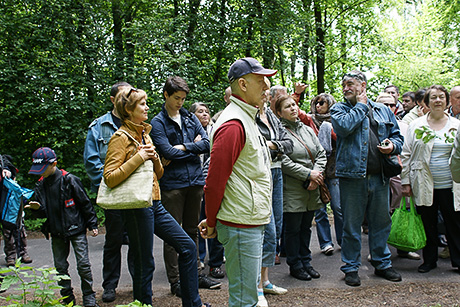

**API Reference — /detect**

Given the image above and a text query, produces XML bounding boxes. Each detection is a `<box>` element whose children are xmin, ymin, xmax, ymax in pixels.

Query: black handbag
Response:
<box><xmin>369</xmin><ymin>107</ymin><xmax>402</xmax><ymax>178</ymax></box>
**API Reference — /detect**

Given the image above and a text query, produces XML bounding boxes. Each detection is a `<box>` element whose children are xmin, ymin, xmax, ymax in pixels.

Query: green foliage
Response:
<box><xmin>414</xmin><ymin>126</ymin><xmax>456</xmax><ymax>143</ymax></box>
<box><xmin>23</xmin><ymin>219</ymin><xmax>46</xmax><ymax>232</ymax></box>
<box><xmin>0</xmin><ymin>260</ymin><xmax>71</xmax><ymax>307</ymax></box>
<box><xmin>2</xmin><ymin>0</ymin><xmax>460</xmax><ymax>221</ymax></box>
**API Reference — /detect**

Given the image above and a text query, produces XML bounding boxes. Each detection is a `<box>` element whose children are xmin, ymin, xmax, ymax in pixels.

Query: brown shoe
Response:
<box><xmin>275</xmin><ymin>254</ymin><xmax>281</xmax><ymax>265</ymax></box>
<box><xmin>6</xmin><ymin>259</ymin><xmax>15</xmax><ymax>266</ymax></box>
<box><xmin>21</xmin><ymin>255</ymin><xmax>33</xmax><ymax>264</ymax></box>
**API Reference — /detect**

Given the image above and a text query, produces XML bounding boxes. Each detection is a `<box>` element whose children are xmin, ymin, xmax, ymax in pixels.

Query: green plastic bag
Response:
<box><xmin>387</xmin><ymin>197</ymin><xmax>426</xmax><ymax>252</ymax></box>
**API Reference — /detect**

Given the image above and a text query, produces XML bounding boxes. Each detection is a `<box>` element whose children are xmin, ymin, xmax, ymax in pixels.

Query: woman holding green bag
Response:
<box><xmin>401</xmin><ymin>85</ymin><xmax>460</xmax><ymax>274</ymax></box>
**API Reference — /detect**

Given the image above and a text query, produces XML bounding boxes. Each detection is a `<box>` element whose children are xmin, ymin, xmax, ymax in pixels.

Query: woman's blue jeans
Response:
<box><xmin>122</xmin><ymin>201</ymin><xmax>202</xmax><ymax>307</ymax></box>
<box><xmin>315</xmin><ymin>178</ymin><xmax>343</xmax><ymax>249</ymax></box>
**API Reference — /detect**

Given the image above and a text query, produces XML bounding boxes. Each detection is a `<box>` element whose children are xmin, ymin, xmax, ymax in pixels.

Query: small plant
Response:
<box><xmin>414</xmin><ymin>126</ymin><xmax>456</xmax><ymax>144</ymax></box>
<box><xmin>0</xmin><ymin>259</ymin><xmax>72</xmax><ymax>306</ymax></box>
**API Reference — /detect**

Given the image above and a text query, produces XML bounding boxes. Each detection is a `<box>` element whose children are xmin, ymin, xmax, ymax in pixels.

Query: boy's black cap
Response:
<box><xmin>29</xmin><ymin>147</ymin><xmax>56</xmax><ymax>175</ymax></box>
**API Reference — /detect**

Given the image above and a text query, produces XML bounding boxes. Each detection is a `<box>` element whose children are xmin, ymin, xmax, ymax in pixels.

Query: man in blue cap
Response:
<box><xmin>199</xmin><ymin>58</ymin><xmax>277</xmax><ymax>307</ymax></box>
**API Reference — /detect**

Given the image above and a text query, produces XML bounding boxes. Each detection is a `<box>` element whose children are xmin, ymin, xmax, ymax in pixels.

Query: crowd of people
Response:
<box><xmin>2</xmin><ymin>57</ymin><xmax>460</xmax><ymax>307</ymax></box>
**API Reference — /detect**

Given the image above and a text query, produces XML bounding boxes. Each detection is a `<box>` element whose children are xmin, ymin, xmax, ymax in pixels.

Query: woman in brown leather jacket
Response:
<box><xmin>103</xmin><ymin>87</ymin><xmax>211</xmax><ymax>307</ymax></box>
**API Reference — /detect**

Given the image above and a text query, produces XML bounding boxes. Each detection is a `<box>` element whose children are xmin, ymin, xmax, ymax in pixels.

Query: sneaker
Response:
<box><xmin>398</xmin><ymin>251</ymin><xmax>421</xmax><ymax>260</ymax></box>
<box><xmin>171</xmin><ymin>281</ymin><xmax>182</xmax><ymax>297</ymax></box>
<box><xmin>198</xmin><ymin>274</ymin><xmax>221</xmax><ymax>289</ymax></box>
<box><xmin>257</xmin><ymin>293</ymin><xmax>268</xmax><ymax>307</ymax></box>
<box><xmin>367</xmin><ymin>254</ymin><xmax>371</xmax><ymax>262</ymax></box>
<box><xmin>209</xmin><ymin>266</ymin><xmax>225</xmax><ymax>279</ymax></box>
<box><xmin>439</xmin><ymin>247</ymin><xmax>450</xmax><ymax>259</ymax></box>
<box><xmin>374</xmin><ymin>267</ymin><xmax>402</xmax><ymax>282</ymax></box>
<box><xmin>321</xmin><ymin>245</ymin><xmax>334</xmax><ymax>256</ymax></box>
<box><xmin>290</xmin><ymin>268</ymin><xmax>311</xmax><ymax>281</ymax></box>
<box><xmin>263</xmin><ymin>283</ymin><xmax>287</xmax><ymax>295</ymax></box>
<box><xmin>418</xmin><ymin>262</ymin><xmax>437</xmax><ymax>273</ymax></box>
<box><xmin>102</xmin><ymin>288</ymin><xmax>116</xmax><ymax>303</ymax></box>
<box><xmin>20</xmin><ymin>255</ymin><xmax>33</xmax><ymax>264</ymax></box>
<box><xmin>344</xmin><ymin>271</ymin><xmax>361</xmax><ymax>287</ymax></box>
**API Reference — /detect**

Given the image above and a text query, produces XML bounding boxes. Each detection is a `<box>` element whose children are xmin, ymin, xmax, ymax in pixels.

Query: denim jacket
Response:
<box><xmin>330</xmin><ymin>99</ymin><xmax>403</xmax><ymax>179</ymax></box>
<box><xmin>150</xmin><ymin>104</ymin><xmax>210</xmax><ymax>191</ymax></box>
<box><xmin>83</xmin><ymin>112</ymin><xmax>118</xmax><ymax>192</ymax></box>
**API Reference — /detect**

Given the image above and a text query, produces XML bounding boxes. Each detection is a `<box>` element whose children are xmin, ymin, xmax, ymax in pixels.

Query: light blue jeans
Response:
<box><xmin>339</xmin><ymin>174</ymin><xmax>392</xmax><ymax>273</ymax></box>
<box><xmin>271</xmin><ymin>167</ymin><xmax>283</xmax><ymax>253</ymax></box>
<box><xmin>262</xmin><ymin>212</ymin><xmax>276</xmax><ymax>267</ymax></box>
<box><xmin>315</xmin><ymin>178</ymin><xmax>343</xmax><ymax>249</ymax></box>
<box><xmin>217</xmin><ymin>221</ymin><xmax>264</xmax><ymax>307</ymax></box>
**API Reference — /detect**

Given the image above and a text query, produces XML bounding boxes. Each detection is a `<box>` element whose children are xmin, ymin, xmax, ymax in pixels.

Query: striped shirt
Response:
<box><xmin>429</xmin><ymin>124</ymin><xmax>453</xmax><ymax>189</ymax></box>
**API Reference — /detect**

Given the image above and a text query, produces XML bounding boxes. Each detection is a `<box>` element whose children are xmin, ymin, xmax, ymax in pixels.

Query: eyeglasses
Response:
<box><xmin>127</xmin><ymin>87</ymin><xmax>138</xmax><ymax>98</ymax></box>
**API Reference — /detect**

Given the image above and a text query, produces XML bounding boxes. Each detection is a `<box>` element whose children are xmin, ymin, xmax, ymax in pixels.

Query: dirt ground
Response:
<box><xmin>23</xmin><ymin>231</ymin><xmax>460</xmax><ymax>307</ymax></box>
<box><xmin>97</xmin><ymin>282</ymin><xmax>460</xmax><ymax>307</ymax></box>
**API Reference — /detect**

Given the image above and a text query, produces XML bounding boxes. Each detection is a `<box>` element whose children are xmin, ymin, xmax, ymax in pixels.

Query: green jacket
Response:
<box><xmin>280</xmin><ymin>118</ymin><xmax>327</xmax><ymax>213</ymax></box>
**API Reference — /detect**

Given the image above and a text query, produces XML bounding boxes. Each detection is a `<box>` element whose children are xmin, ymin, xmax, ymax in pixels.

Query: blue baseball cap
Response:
<box><xmin>29</xmin><ymin>147</ymin><xmax>57</xmax><ymax>175</ymax></box>
<box><xmin>228</xmin><ymin>58</ymin><xmax>277</xmax><ymax>83</ymax></box>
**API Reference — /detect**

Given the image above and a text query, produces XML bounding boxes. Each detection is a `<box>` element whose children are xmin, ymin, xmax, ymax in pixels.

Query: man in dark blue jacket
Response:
<box><xmin>150</xmin><ymin>76</ymin><xmax>219</xmax><ymax>297</ymax></box>
<box><xmin>331</xmin><ymin>70</ymin><xmax>404</xmax><ymax>287</ymax></box>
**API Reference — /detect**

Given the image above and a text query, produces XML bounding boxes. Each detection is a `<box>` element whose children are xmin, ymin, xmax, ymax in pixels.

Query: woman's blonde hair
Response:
<box><xmin>114</xmin><ymin>87</ymin><xmax>147</xmax><ymax>122</ymax></box>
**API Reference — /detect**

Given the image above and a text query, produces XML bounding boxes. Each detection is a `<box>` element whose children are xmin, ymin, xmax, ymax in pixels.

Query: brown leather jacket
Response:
<box><xmin>103</xmin><ymin>119</ymin><xmax>163</xmax><ymax>200</ymax></box>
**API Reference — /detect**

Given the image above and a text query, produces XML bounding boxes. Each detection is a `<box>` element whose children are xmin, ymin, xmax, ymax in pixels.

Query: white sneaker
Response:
<box><xmin>321</xmin><ymin>245</ymin><xmax>334</xmax><ymax>256</ymax></box>
<box><xmin>257</xmin><ymin>294</ymin><xmax>268</xmax><ymax>307</ymax></box>
<box><xmin>263</xmin><ymin>283</ymin><xmax>287</xmax><ymax>295</ymax></box>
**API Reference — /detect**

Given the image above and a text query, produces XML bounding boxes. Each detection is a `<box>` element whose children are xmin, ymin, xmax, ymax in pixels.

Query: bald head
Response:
<box><xmin>450</xmin><ymin>86</ymin><xmax>460</xmax><ymax>116</ymax></box>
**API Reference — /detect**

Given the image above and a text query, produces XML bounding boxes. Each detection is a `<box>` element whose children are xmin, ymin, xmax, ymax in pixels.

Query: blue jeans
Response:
<box><xmin>51</xmin><ymin>233</ymin><xmax>96</xmax><ymax>306</ymax></box>
<box><xmin>339</xmin><ymin>174</ymin><xmax>392</xmax><ymax>273</ymax></box>
<box><xmin>315</xmin><ymin>178</ymin><xmax>343</xmax><ymax>249</ymax></box>
<box><xmin>199</xmin><ymin>198</ymin><xmax>224</xmax><ymax>267</ymax></box>
<box><xmin>102</xmin><ymin>209</ymin><xmax>134</xmax><ymax>291</ymax></box>
<box><xmin>271</xmin><ymin>168</ymin><xmax>283</xmax><ymax>254</ymax></box>
<box><xmin>217</xmin><ymin>221</ymin><xmax>264</xmax><ymax>307</ymax></box>
<box><xmin>262</xmin><ymin>212</ymin><xmax>276</xmax><ymax>267</ymax></box>
<box><xmin>121</xmin><ymin>207</ymin><xmax>155</xmax><ymax>305</ymax></box>
<box><xmin>153</xmin><ymin>201</ymin><xmax>203</xmax><ymax>307</ymax></box>
<box><xmin>284</xmin><ymin>211</ymin><xmax>315</xmax><ymax>271</ymax></box>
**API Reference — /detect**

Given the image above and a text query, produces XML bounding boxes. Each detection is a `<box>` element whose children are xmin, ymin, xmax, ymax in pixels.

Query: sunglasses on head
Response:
<box><xmin>127</xmin><ymin>87</ymin><xmax>138</xmax><ymax>98</ymax></box>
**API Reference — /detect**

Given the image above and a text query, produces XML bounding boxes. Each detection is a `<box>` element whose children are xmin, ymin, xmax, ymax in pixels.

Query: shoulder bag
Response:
<box><xmin>387</xmin><ymin>197</ymin><xmax>426</xmax><ymax>252</ymax></box>
<box><xmin>96</xmin><ymin>130</ymin><xmax>153</xmax><ymax>210</ymax></box>
<box><xmin>285</xmin><ymin>128</ymin><xmax>331</xmax><ymax>204</ymax></box>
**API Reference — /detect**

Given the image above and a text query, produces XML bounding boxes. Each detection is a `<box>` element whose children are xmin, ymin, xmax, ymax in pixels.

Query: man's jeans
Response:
<box><xmin>217</xmin><ymin>221</ymin><xmax>264</xmax><ymax>307</ymax></box>
<box><xmin>271</xmin><ymin>167</ymin><xmax>283</xmax><ymax>253</ymax></box>
<box><xmin>102</xmin><ymin>209</ymin><xmax>134</xmax><ymax>291</ymax></box>
<box><xmin>315</xmin><ymin>178</ymin><xmax>343</xmax><ymax>249</ymax></box>
<box><xmin>51</xmin><ymin>233</ymin><xmax>96</xmax><ymax>306</ymax></box>
<box><xmin>162</xmin><ymin>186</ymin><xmax>203</xmax><ymax>284</ymax></box>
<box><xmin>339</xmin><ymin>174</ymin><xmax>392</xmax><ymax>273</ymax></box>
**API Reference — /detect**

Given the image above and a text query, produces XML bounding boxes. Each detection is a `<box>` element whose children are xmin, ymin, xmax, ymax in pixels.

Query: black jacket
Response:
<box><xmin>33</xmin><ymin>169</ymin><xmax>98</xmax><ymax>239</ymax></box>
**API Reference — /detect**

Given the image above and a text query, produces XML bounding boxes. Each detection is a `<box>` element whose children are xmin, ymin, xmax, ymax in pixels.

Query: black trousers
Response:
<box><xmin>417</xmin><ymin>188</ymin><xmax>460</xmax><ymax>268</ymax></box>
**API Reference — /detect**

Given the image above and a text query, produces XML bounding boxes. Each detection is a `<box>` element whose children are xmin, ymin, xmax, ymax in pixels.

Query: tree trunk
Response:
<box><xmin>213</xmin><ymin>0</ymin><xmax>227</xmax><ymax>84</ymax></box>
<box><xmin>314</xmin><ymin>0</ymin><xmax>325</xmax><ymax>94</ymax></box>
<box><xmin>112</xmin><ymin>0</ymin><xmax>124</xmax><ymax>81</ymax></box>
